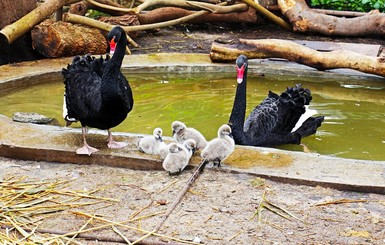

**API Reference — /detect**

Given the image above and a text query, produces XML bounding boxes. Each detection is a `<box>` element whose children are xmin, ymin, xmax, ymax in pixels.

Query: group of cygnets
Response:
<box><xmin>137</xmin><ymin>121</ymin><xmax>235</xmax><ymax>175</ymax></box>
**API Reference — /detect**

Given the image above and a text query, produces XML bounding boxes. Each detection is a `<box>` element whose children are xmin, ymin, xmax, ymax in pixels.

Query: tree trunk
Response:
<box><xmin>210</xmin><ymin>38</ymin><xmax>385</xmax><ymax>77</ymax></box>
<box><xmin>278</xmin><ymin>0</ymin><xmax>385</xmax><ymax>36</ymax></box>
<box><xmin>31</xmin><ymin>20</ymin><xmax>108</xmax><ymax>58</ymax></box>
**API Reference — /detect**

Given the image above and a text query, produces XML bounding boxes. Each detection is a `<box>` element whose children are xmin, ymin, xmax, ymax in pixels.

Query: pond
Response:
<box><xmin>0</xmin><ymin>72</ymin><xmax>384</xmax><ymax>161</ymax></box>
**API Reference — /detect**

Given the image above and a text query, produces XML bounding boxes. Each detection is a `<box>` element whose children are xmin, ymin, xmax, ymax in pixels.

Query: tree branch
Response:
<box><xmin>241</xmin><ymin>0</ymin><xmax>292</xmax><ymax>30</ymax></box>
<box><xmin>210</xmin><ymin>38</ymin><xmax>385</xmax><ymax>77</ymax></box>
<box><xmin>278</xmin><ymin>0</ymin><xmax>385</xmax><ymax>36</ymax></box>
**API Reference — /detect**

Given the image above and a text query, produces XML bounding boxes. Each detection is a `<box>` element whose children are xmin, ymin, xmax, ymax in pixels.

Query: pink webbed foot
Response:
<box><xmin>107</xmin><ymin>139</ymin><xmax>128</xmax><ymax>149</ymax></box>
<box><xmin>107</xmin><ymin>129</ymin><xmax>128</xmax><ymax>149</ymax></box>
<box><xmin>76</xmin><ymin>144</ymin><xmax>99</xmax><ymax>155</ymax></box>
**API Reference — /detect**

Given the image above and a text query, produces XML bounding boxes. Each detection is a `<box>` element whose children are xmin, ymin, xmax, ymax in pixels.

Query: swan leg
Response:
<box><xmin>76</xmin><ymin>127</ymin><xmax>99</xmax><ymax>155</ymax></box>
<box><xmin>107</xmin><ymin>129</ymin><xmax>128</xmax><ymax>149</ymax></box>
<box><xmin>300</xmin><ymin>143</ymin><xmax>310</xmax><ymax>153</ymax></box>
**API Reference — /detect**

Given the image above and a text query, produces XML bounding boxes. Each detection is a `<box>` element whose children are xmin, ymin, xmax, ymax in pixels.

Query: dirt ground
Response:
<box><xmin>129</xmin><ymin>22</ymin><xmax>384</xmax><ymax>55</ymax></box>
<box><xmin>1</xmin><ymin>23</ymin><xmax>385</xmax><ymax>244</ymax></box>
<box><xmin>1</xmin><ymin>155</ymin><xmax>384</xmax><ymax>244</ymax></box>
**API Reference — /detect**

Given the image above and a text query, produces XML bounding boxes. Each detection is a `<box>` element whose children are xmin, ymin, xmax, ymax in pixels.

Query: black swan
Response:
<box><xmin>62</xmin><ymin>26</ymin><xmax>134</xmax><ymax>155</ymax></box>
<box><xmin>229</xmin><ymin>54</ymin><xmax>324</xmax><ymax>147</ymax></box>
<box><xmin>201</xmin><ymin>124</ymin><xmax>235</xmax><ymax>167</ymax></box>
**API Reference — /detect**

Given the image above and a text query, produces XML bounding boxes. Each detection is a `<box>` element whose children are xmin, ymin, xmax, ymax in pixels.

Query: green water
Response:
<box><xmin>0</xmin><ymin>73</ymin><xmax>384</xmax><ymax>161</ymax></box>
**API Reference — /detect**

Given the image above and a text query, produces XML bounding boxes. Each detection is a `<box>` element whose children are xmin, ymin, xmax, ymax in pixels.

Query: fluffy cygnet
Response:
<box><xmin>171</xmin><ymin>121</ymin><xmax>207</xmax><ymax>150</ymax></box>
<box><xmin>137</xmin><ymin>127</ymin><xmax>167</xmax><ymax>155</ymax></box>
<box><xmin>162</xmin><ymin>139</ymin><xmax>196</xmax><ymax>175</ymax></box>
<box><xmin>201</xmin><ymin>124</ymin><xmax>235</xmax><ymax>167</ymax></box>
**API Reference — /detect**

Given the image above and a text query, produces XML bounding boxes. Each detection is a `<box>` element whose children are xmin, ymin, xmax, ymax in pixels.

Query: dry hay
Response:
<box><xmin>0</xmin><ymin>175</ymin><xmax>197</xmax><ymax>244</ymax></box>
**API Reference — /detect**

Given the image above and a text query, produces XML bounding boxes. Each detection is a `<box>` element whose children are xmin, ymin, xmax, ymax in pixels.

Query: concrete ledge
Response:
<box><xmin>0</xmin><ymin>115</ymin><xmax>384</xmax><ymax>194</ymax></box>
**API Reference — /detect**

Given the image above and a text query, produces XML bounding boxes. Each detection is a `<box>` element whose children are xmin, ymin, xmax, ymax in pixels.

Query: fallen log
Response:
<box><xmin>31</xmin><ymin>20</ymin><xmax>107</xmax><ymax>58</ymax></box>
<box><xmin>278</xmin><ymin>0</ymin><xmax>385</xmax><ymax>36</ymax></box>
<box><xmin>210</xmin><ymin>39</ymin><xmax>385</xmax><ymax>77</ymax></box>
<box><xmin>138</xmin><ymin>6</ymin><xmax>258</xmax><ymax>24</ymax></box>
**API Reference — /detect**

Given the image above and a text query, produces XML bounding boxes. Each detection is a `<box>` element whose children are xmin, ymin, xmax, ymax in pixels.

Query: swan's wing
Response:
<box><xmin>243</xmin><ymin>92</ymin><xmax>280</xmax><ymax>137</ymax></box>
<box><xmin>117</xmin><ymin>72</ymin><xmax>134</xmax><ymax>113</ymax></box>
<box><xmin>63</xmin><ymin>56</ymin><xmax>102</xmax><ymax>121</ymax></box>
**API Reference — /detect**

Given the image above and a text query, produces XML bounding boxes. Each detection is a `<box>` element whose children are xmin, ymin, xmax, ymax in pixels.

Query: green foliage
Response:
<box><xmin>310</xmin><ymin>0</ymin><xmax>385</xmax><ymax>12</ymax></box>
<box><xmin>85</xmin><ymin>10</ymin><xmax>110</xmax><ymax>19</ymax></box>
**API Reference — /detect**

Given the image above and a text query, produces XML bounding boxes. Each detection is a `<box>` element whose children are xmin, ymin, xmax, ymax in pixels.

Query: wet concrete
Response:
<box><xmin>0</xmin><ymin>53</ymin><xmax>384</xmax><ymax>194</ymax></box>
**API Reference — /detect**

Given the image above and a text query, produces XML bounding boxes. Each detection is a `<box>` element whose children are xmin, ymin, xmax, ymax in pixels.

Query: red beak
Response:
<box><xmin>236</xmin><ymin>64</ymin><xmax>245</xmax><ymax>84</ymax></box>
<box><xmin>109</xmin><ymin>37</ymin><xmax>116</xmax><ymax>55</ymax></box>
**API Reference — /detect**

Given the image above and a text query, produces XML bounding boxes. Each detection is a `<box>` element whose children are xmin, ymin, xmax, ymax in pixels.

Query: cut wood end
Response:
<box><xmin>277</xmin><ymin>0</ymin><xmax>297</xmax><ymax>13</ymax></box>
<box><xmin>293</xmin><ymin>18</ymin><xmax>310</xmax><ymax>32</ymax></box>
<box><xmin>0</xmin><ymin>31</ymin><xmax>10</xmax><ymax>45</ymax></box>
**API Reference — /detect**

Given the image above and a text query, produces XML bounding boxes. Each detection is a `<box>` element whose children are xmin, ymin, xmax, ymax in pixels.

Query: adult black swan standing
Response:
<box><xmin>229</xmin><ymin>54</ymin><xmax>324</xmax><ymax>147</ymax></box>
<box><xmin>62</xmin><ymin>26</ymin><xmax>134</xmax><ymax>155</ymax></box>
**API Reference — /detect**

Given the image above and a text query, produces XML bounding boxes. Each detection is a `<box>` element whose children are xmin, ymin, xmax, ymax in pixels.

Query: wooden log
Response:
<box><xmin>210</xmin><ymin>38</ymin><xmax>385</xmax><ymax>77</ymax></box>
<box><xmin>98</xmin><ymin>15</ymin><xmax>140</xmax><ymax>38</ymax></box>
<box><xmin>31</xmin><ymin>20</ymin><xmax>108</xmax><ymax>58</ymax></box>
<box><xmin>278</xmin><ymin>0</ymin><xmax>385</xmax><ymax>36</ymax></box>
<box><xmin>137</xmin><ymin>6</ymin><xmax>258</xmax><ymax>25</ymax></box>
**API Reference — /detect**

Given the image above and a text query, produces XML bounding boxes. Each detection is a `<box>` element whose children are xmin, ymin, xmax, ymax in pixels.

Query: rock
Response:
<box><xmin>12</xmin><ymin>112</ymin><xmax>52</xmax><ymax>124</ymax></box>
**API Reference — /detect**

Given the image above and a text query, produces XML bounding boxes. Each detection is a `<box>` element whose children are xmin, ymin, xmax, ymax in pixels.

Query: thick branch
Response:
<box><xmin>64</xmin><ymin>4</ymin><xmax>226</xmax><ymax>33</ymax></box>
<box><xmin>155</xmin><ymin>160</ymin><xmax>208</xmax><ymax>232</ymax></box>
<box><xmin>85</xmin><ymin>0</ymin><xmax>245</xmax><ymax>14</ymax></box>
<box><xmin>62</xmin><ymin>13</ymin><xmax>138</xmax><ymax>47</ymax></box>
<box><xmin>278</xmin><ymin>0</ymin><xmax>385</xmax><ymax>36</ymax></box>
<box><xmin>241</xmin><ymin>0</ymin><xmax>292</xmax><ymax>30</ymax></box>
<box><xmin>210</xmin><ymin>39</ymin><xmax>385</xmax><ymax>77</ymax></box>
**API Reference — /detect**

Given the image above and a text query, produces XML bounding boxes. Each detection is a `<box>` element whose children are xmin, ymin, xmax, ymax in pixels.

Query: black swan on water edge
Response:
<box><xmin>62</xmin><ymin>26</ymin><xmax>134</xmax><ymax>155</ymax></box>
<box><xmin>229</xmin><ymin>54</ymin><xmax>324</xmax><ymax>147</ymax></box>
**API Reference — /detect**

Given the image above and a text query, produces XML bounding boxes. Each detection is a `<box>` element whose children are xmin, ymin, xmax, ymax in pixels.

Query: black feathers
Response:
<box><xmin>229</xmin><ymin>54</ymin><xmax>324</xmax><ymax>147</ymax></box>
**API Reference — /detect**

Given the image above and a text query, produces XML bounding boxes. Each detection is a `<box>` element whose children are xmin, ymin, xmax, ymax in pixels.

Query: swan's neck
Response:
<box><xmin>101</xmin><ymin>33</ymin><xmax>127</xmax><ymax>94</ymax></box>
<box><xmin>109</xmin><ymin>34</ymin><xmax>127</xmax><ymax>68</ymax></box>
<box><xmin>229</xmin><ymin>69</ymin><xmax>247</xmax><ymax>144</ymax></box>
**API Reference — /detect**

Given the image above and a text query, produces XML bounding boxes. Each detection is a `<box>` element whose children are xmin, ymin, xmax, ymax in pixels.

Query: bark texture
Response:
<box><xmin>31</xmin><ymin>20</ymin><xmax>108</xmax><ymax>58</ymax></box>
<box><xmin>210</xmin><ymin>38</ymin><xmax>385</xmax><ymax>77</ymax></box>
<box><xmin>0</xmin><ymin>0</ymin><xmax>39</xmax><ymax>65</ymax></box>
<box><xmin>278</xmin><ymin>0</ymin><xmax>385</xmax><ymax>36</ymax></box>
<box><xmin>137</xmin><ymin>6</ymin><xmax>258</xmax><ymax>25</ymax></box>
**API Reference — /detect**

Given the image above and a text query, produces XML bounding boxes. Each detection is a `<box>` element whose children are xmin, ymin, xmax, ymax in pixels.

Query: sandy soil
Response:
<box><xmin>1</xmin><ymin>156</ymin><xmax>384</xmax><ymax>244</ymax></box>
